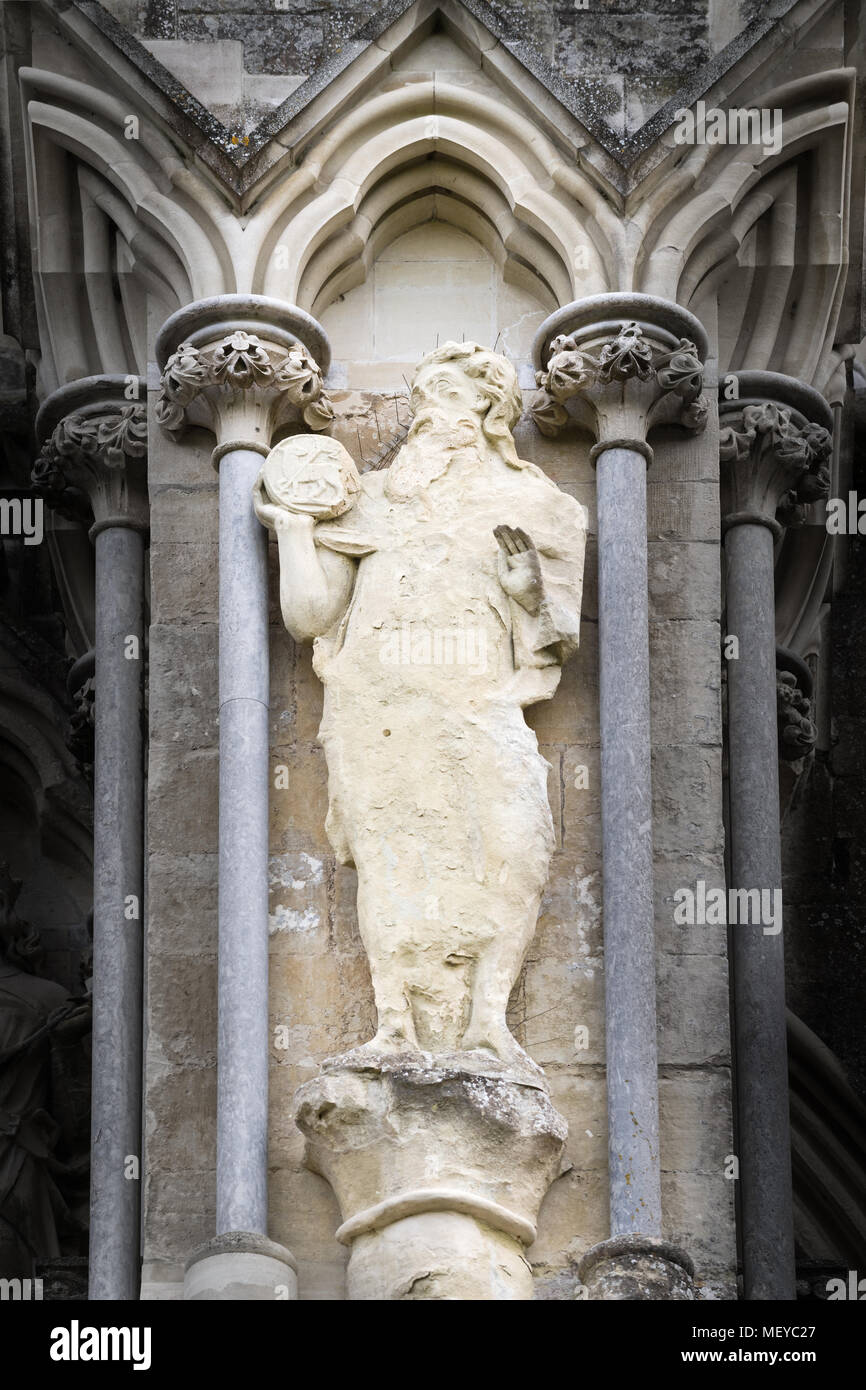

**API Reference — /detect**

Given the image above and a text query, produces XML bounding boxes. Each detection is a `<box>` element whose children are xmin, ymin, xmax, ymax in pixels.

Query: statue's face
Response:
<box><xmin>412</xmin><ymin>362</ymin><xmax>481</xmax><ymax>414</ymax></box>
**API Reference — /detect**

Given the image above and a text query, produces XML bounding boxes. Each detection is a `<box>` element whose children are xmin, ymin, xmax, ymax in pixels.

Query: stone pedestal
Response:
<box><xmin>295</xmin><ymin>1051</ymin><xmax>567</xmax><ymax>1301</ymax></box>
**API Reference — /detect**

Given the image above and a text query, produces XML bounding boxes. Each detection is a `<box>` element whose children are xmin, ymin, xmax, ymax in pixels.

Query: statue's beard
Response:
<box><xmin>384</xmin><ymin>405</ymin><xmax>486</xmax><ymax>501</ymax></box>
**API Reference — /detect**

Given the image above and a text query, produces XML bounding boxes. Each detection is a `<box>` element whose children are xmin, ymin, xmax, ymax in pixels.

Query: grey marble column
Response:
<box><xmin>719</xmin><ymin>371</ymin><xmax>832</xmax><ymax>1300</ymax></box>
<box><xmin>90</xmin><ymin>523</ymin><xmax>145</xmax><ymax>1299</ymax></box>
<box><xmin>596</xmin><ymin>446</ymin><xmax>661</xmax><ymax>1236</ymax></box>
<box><xmin>532</xmin><ymin>295</ymin><xmax>709</xmax><ymax>1297</ymax></box>
<box><xmin>155</xmin><ymin>297</ymin><xmax>332</xmax><ymax>1298</ymax></box>
<box><xmin>216</xmin><ymin>447</ymin><xmax>270</xmax><ymax>1235</ymax></box>
<box><xmin>34</xmin><ymin>377</ymin><xmax>149</xmax><ymax>1300</ymax></box>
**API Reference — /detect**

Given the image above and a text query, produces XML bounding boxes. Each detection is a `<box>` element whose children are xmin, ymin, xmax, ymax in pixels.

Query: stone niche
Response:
<box><xmin>142</xmin><ymin>221</ymin><xmax>735</xmax><ymax>1300</ymax></box>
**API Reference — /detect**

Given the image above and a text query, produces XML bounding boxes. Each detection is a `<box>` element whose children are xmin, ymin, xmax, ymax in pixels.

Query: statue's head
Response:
<box><xmin>410</xmin><ymin>342</ymin><xmax>523</xmax><ymax>465</ymax></box>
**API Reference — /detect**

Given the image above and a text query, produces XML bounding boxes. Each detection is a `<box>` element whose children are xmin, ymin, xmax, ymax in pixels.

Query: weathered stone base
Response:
<box><xmin>184</xmin><ymin>1231</ymin><xmax>298</xmax><ymax>1300</ymax></box>
<box><xmin>579</xmin><ymin>1234</ymin><xmax>695</xmax><ymax>1300</ymax></box>
<box><xmin>294</xmin><ymin>1050</ymin><xmax>568</xmax><ymax>1301</ymax></box>
<box><xmin>348</xmin><ymin>1211</ymin><xmax>533</xmax><ymax>1300</ymax></box>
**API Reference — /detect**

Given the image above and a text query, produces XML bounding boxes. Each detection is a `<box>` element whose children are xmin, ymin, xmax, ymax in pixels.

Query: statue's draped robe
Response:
<box><xmin>312</xmin><ymin>437</ymin><xmax>586</xmax><ymax>1053</ymax></box>
<box><xmin>0</xmin><ymin>966</ymin><xmax>70</xmax><ymax>1274</ymax></box>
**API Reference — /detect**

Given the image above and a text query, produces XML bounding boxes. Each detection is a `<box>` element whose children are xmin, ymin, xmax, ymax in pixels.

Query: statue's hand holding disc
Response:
<box><xmin>255</xmin><ymin>435</ymin><xmax>360</xmax><ymax>529</ymax></box>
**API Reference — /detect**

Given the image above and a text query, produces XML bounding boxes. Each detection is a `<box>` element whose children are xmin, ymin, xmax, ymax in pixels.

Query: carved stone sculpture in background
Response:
<box><xmin>0</xmin><ymin>866</ymin><xmax>91</xmax><ymax>1278</ymax></box>
<box><xmin>66</xmin><ymin>675</ymin><xmax>96</xmax><ymax>778</ymax></box>
<box><xmin>776</xmin><ymin>657</ymin><xmax>819</xmax><ymax>828</ymax></box>
<box><xmin>777</xmin><ymin>671</ymin><xmax>818</xmax><ymax>762</ymax></box>
<box><xmin>256</xmin><ymin>342</ymin><xmax>587</xmax><ymax>1070</ymax></box>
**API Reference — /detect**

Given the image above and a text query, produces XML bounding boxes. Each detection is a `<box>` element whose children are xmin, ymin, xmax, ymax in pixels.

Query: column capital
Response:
<box><xmin>154</xmin><ymin>295</ymin><xmax>333</xmax><ymax>463</ymax></box>
<box><xmin>32</xmin><ymin>376</ymin><xmax>149</xmax><ymax>539</ymax></box>
<box><xmin>530</xmin><ymin>294</ymin><xmax>710</xmax><ymax>462</ymax></box>
<box><xmin>719</xmin><ymin>371</ymin><xmax>833</xmax><ymax>538</ymax></box>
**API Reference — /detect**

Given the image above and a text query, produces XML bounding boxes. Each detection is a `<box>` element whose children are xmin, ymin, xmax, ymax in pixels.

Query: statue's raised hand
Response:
<box><xmin>494</xmin><ymin>524</ymin><xmax>543</xmax><ymax>614</ymax></box>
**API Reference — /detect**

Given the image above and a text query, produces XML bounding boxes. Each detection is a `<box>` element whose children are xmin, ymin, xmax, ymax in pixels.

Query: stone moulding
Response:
<box><xmin>335</xmin><ymin>1190</ymin><xmax>537</xmax><ymax>1247</ymax></box>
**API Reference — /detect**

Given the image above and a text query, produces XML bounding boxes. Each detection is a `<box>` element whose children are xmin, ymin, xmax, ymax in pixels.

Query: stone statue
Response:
<box><xmin>255</xmin><ymin>342</ymin><xmax>587</xmax><ymax>1071</ymax></box>
<box><xmin>0</xmin><ymin>867</ymin><xmax>91</xmax><ymax>1278</ymax></box>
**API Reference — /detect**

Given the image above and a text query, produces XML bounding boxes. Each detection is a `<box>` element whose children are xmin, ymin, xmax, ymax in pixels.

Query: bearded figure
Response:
<box><xmin>255</xmin><ymin>342</ymin><xmax>587</xmax><ymax>1071</ymax></box>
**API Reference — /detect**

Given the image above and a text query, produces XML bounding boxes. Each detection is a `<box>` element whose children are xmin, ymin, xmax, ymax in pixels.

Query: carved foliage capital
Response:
<box><xmin>155</xmin><ymin>330</ymin><xmax>334</xmax><ymax>441</ymax></box>
<box><xmin>720</xmin><ymin>402</ymin><xmax>832</xmax><ymax>529</ymax></box>
<box><xmin>530</xmin><ymin>321</ymin><xmax>709</xmax><ymax>442</ymax></box>
<box><xmin>32</xmin><ymin>404</ymin><xmax>148</xmax><ymax>530</ymax></box>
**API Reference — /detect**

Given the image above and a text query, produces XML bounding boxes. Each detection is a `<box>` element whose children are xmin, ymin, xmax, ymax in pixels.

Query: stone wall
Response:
<box><xmin>143</xmin><ymin>398</ymin><xmax>220</xmax><ymax>1295</ymax></box>
<box><xmin>94</xmin><ymin>0</ymin><xmax>761</xmax><ymax>134</ymax></box>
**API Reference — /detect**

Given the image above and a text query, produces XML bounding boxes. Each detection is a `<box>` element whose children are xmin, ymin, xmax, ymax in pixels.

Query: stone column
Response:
<box><xmin>155</xmin><ymin>296</ymin><xmax>333</xmax><ymax>1299</ymax></box>
<box><xmin>531</xmin><ymin>295</ymin><xmax>709</xmax><ymax>1298</ymax></box>
<box><xmin>719</xmin><ymin>372</ymin><xmax>832</xmax><ymax>1301</ymax></box>
<box><xmin>33</xmin><ymin>377</ymin><xmax>149</xmax><ymax>1301</ymax></box>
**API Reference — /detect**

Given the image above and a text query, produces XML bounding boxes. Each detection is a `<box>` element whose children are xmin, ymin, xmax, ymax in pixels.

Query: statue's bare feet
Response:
<box><xmin>461</xmin><ymin>1019</ymin><xmax>532</xmax><ymax>1072</ymax></box>
<box><xmin>354</xmin><ymin>1007</ymin><xmax>419</xmax><ymax>1058</ymax></box>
